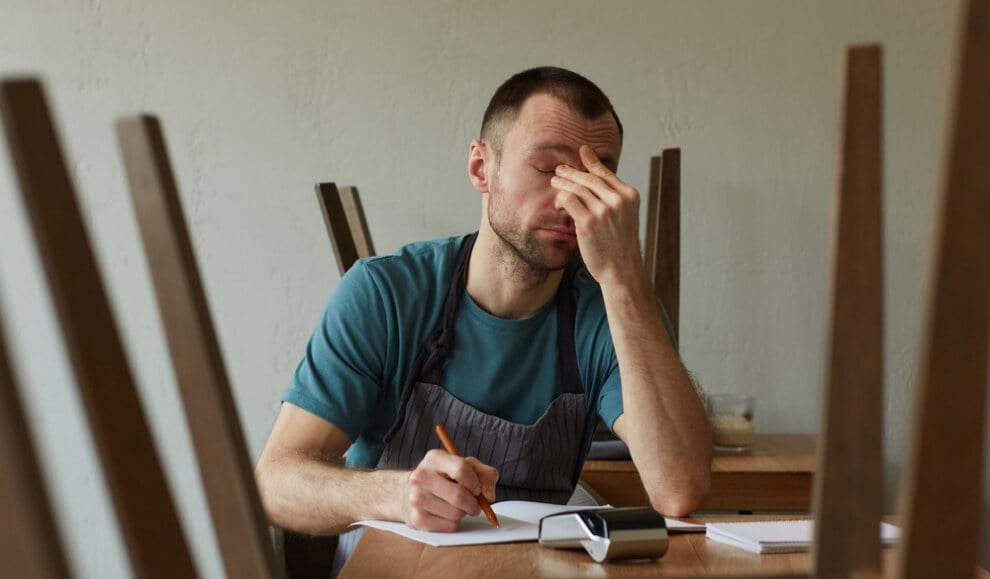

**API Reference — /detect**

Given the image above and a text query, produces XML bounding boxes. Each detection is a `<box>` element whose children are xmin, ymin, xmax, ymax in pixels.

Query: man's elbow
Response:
<box><xmin>254</xmin><ymin>462</ymin><xmax>275</xmax><ymax>515</ymax></box>
<box><xmin>254</xmin><ymin>454</ymin><xmax>290</xmax><ymax>527</ymax></box>
<box><xmin>646</xmin><ymin>472</ymin><xmax>711</xmax><ymax>517</ymax></box>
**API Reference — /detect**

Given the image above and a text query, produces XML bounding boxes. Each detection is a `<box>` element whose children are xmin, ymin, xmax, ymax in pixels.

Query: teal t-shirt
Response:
<box><xmin>283</xmin><ymin>235</ymin><xmax>625</xmax><ymax>468</ymax></box>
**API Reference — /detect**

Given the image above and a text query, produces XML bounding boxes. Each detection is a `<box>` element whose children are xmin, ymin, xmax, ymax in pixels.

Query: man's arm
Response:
<box><xmin>604</xmin><ymin>279</ymin><xmax>712</xmax><ymax>516</ymax></box>
<box><xmin>255</xmin><ymin>403</ymin><xmax>498</xmax><ymax>535</ymax></box>
<box><xmin>553</xmin><ymin>146</ymin><xmax>712</xmax><ymax>516</ymax></box>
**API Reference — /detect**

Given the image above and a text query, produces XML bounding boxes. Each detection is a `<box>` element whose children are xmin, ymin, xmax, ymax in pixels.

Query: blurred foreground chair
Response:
<box><xmin>813</xmin><ymin>0</ymin><xmax>989</xmax><ymax>573</ymax></box>
<box><xmin>893</xmin><ymin>0</ymin><xmax>989</xmax><ymax>576</ymax></box>
<box><xmin>0</xmin><ymin>309</ymin><xmax>72</xmax><ymax>579</ymax></box>
<box><xmin>0</xmin><ymin>79</ymin><xmax>201</xmax><ymax>579</ymax></box>
<box><xmin>811</xmin><ymin>43</ymin><xmax>884</xmax><ymax>579</ymax></box>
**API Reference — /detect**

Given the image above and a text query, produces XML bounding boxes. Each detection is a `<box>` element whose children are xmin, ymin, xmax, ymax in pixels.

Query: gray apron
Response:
<box><xmin>334</xmin><ymin>233</ymin><xmax>591</xmax><ymax>575</ymax></box>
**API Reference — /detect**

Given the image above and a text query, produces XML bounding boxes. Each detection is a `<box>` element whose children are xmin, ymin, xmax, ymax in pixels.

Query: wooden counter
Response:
<box><xmin>580</xmin><ymin>433</ymin><xmax>816</xmax><ymax>512</ymax></box>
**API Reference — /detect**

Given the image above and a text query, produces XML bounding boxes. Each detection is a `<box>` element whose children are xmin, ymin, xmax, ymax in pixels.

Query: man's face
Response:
<box><xmin>486</xmin><ymin>93</ymin><xmax>622</xmax><ymax>273</ymax></box>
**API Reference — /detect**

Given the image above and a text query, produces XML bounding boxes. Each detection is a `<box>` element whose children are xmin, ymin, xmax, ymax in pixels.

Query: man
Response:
<box><xmin>255</xmin><ymin>67</ymin><xmax>711</xmax><ymax>555</ymax></box>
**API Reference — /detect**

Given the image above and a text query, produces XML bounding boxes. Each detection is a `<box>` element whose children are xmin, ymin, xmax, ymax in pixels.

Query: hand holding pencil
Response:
<box><xmin>397</xmin><ymin>425</ymin><xmax>499</xmax><ymax>532</ymax></box>
<box><xmin>435</xmin><ymin>424</ymin><xmax>500</xmax><ymax>528</ymax></box>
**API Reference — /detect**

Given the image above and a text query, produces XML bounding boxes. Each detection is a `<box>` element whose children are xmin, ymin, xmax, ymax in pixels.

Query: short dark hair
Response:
<box><xmin>480</xmin><ymin>66</ymin><xmax>623</xmax><ymax>153</ymax></box>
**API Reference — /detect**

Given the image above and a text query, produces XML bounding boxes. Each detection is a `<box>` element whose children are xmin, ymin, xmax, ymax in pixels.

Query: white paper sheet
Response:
<box><xmin>705</xmin><ymin>519</ymin><xmax>901</xmax><ymax>554</ymax></box>
<box><xmin>352</xmin><ymin>501</ymin><xmax>705</xmax><ymax>547</ymax></box>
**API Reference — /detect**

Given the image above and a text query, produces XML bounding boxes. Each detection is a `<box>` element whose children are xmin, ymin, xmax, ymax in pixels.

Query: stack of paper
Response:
<box><xmin>353</xmin><ymin>500</ymin><xmax>705</xmax><ymax>547</ymax></box>
<box><xmin>705</xmin><ymin>519</ymin><xmax>900</xmax><ymax>554</ymax></box>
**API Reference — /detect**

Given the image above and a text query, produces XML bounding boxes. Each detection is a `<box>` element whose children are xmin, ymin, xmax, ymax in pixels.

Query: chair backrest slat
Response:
<box><xmin>116</xmin><ymin>115</ymin><xmax>282</xmax><ymax>579</ymax></box>
<box><xmin>0</xmin><ymin>79</ymin><xmax>198</xmax><ymax>579</ymax></box>
<box><xmin>811</xmin><ymin>44</ymin><xmax>884</xmax><ymax>579</ymax></box>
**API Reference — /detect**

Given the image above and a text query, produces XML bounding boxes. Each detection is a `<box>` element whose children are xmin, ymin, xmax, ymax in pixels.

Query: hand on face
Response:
<box><xmin>400</xmin><ymin>449</ymin><xmax>499</xmax><ymax>532</ymax></box>
<box><xmin>551</xmin><ymin>145</ymin><xmax>642</xmax><ymax>286</ymax></box>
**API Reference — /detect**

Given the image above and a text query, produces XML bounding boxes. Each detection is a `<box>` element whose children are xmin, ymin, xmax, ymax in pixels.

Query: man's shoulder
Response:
<box><xmin>362</xmin><ymin>235</ymin><xmax>464</xmax><ymax>268</ymax></box>
<box><xmin>351</xmin><ymin>234</ymin><xmax>467</xmax><ymax>291</ymax></box>
<box><xmin>387</xmin><ymin>235</ymin><xmax>466</xmax><ymax>260</ymax></box>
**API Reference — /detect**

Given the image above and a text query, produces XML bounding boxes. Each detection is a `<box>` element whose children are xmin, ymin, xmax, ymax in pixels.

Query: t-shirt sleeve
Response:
<box><xmin>282</xmin><ymin>261</ymin><xmax>388</xmax><ymax>441</ymax></box>
<box><xmin>586</xmin><ymin>312</ymin><xmax>623</xmax><ymax>431</ymax></box>
<box><xmin>596</xmin><ymin>366</ymin><xmax>624</xmax><ymax>432</ymax></box>
<box><xmin>594</xmin><ymin>295</ymin><xmax>679</xmax><ymax>433</ymax></box>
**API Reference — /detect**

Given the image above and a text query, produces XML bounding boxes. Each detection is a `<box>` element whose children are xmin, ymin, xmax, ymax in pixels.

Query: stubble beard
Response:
<box><xmin>487</xmin><ymin>176</ymin><xmax>578</xmax><ymax>276</ymax></box>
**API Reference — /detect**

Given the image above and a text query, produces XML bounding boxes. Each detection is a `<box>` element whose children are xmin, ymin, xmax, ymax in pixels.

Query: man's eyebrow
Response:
<box><xmin>529</xmin><ymin>143</ymin><xmax>574</xmax><ymax>157</ymax></box>
<box><xmin>529</xmin><ymin>143</ymin><xmax>617</xmax><ymax>168</ymax></box>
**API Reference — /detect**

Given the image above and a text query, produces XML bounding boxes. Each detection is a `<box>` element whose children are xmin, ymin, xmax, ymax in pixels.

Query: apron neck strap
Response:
<box><xmin>386</xmin><ymin>233</ymin><xmax>585</xmax><ymax>442</ymax></box>
<box><xmin>555</xmin><ymin>268</ymin><xmax>583</xmax><ymax>395</ymax></box>
<box><xmin>418</xmin><ymin>232</ymin><xmax>477</xmax><ymax>379</ymax></box>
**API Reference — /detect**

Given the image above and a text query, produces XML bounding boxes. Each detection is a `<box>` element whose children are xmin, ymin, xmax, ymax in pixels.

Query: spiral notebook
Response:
<box><xmin>705</xmin><ymin>519</ymin><xmax>900</xmax><ymax>554</ymax></box>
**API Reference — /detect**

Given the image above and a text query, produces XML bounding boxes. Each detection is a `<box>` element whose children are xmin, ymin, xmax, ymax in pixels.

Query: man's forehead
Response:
<box><xmin>509</xmin><ymin>95</ymin><xmax>622</xmax><ymax>165</ymax></box>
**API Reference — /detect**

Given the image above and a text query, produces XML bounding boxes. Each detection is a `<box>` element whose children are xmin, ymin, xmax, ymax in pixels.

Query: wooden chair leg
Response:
<box><xmin>316</xmin><ymin>182</ymin><xmax>361</xmax><ymax>277</ymax></box>
<box><xmin>338</xmin><ymin>185</ymin><xmax>375</xmax><ymax>259</ymax></box>
<box><xmin>896</xmin><ymin>0</ymin><xmax>990</xmax><ymax>576</ymax></box>
<box><xmin>655</xmin><ymin>149</ymin><xmax>681</xmax><ymax>342</ymax></box>
<box><xmin>0</xmin><ymin>316</ymin><xmax>72</xmax><ymax>579</ymax></box>
<box><xmin>644</xmin><ymin>150</ymin><xmax>681</xmax><ymax>342</ymax></box>
<box><xmin>644</xmin><ymin>154</ymin><xmax>662</xmax><ymax>281</ymax></box>
<box><xmin>811</xmin><ymin>44</ymin><xmax>884</xmax><ymax>579</ymax></box>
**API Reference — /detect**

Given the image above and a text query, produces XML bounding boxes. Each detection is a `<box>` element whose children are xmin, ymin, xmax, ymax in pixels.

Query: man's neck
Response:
<box><xmin>466</xmin><ymin>229</ymin><xmax>564</xmax><ymax>320</ymax></box>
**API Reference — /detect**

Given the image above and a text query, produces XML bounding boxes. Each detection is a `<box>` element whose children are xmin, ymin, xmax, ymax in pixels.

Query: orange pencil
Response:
<box><xmin>434</xmin><ymin>424</ymin><xmax>500</xmax><ymax>528</ymax></box>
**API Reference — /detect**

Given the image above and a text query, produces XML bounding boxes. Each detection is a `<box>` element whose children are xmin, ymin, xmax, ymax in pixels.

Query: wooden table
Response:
<box><xmin>338</xmin><ymin>518</ymin><xmax>912</xmax><ymax>578</ymax></box>
<box><xmin>581</xmin><ymin>433</ymin><xmax>816</xmax><ymax>512</ymax></box>
<box><xmin>340</xmin><ymin>517</ymin><xmax>990</xmax><ymax>579</ymax></box>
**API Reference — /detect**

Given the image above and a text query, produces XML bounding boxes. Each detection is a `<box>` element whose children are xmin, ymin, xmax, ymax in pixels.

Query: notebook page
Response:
<box><xmin>353</xmin><ymin>500</ymin><xmax>702</xmax><ymax>546</ymax></box>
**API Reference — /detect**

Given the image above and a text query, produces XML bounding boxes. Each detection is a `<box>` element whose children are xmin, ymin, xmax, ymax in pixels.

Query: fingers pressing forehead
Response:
<box><xmin>579</xmin><ymin>145</ymin><xmax>615</xmax><ymax>177</ymax></box>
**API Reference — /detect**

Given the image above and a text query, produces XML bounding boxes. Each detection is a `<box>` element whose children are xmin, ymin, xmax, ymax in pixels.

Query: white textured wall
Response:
<box><xmin>0</xmin><ymin>1</ymin><xmax>985</xmax><ymax>576</ymax></box>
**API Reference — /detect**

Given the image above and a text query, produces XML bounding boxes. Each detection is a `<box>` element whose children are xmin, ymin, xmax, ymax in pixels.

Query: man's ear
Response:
<box><xmin>468</xmin><ymin>139</ymin><xmax>492</xmax><ymax>194</ymax></box>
